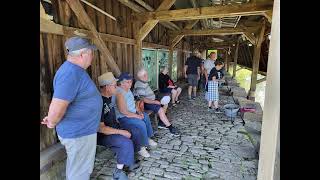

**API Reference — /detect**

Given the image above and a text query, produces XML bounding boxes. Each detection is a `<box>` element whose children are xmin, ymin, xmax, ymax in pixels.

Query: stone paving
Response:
<box><xmin>91</xmin><ymin>74</ymin><xmax>262</xmax><ymax>180</ymax></box>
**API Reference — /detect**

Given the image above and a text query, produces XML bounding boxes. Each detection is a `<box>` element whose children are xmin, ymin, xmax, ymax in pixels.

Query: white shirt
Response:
<box><xmin>204</xmin><ymin>59</ymin><xmax>216</xmax><ymax>75</ymax></box>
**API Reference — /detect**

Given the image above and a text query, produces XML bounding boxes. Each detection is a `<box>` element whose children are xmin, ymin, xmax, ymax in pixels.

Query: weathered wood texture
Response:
<box><xmin>40</xmin><ymin>0</ymin><xmax>191</xmax><ymax>151</ymax></box>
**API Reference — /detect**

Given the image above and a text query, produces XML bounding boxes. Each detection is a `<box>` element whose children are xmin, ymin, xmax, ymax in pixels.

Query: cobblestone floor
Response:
<box><xmin>91</xmin><ymin>78</ymin><xmax>261</xmax><ymax>180</ymax></box>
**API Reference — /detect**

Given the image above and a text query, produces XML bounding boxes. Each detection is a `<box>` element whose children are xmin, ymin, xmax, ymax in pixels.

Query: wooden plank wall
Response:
<box><xmin>40</xmin><ymin>0</ymin><xmax>192</xmax><ymax>151</ymax></box>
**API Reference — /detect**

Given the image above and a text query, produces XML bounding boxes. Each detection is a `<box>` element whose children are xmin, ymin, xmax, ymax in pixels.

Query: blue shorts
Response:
<box><xmin>159</xmin><ymin>87</ymin><xmax>173</xmax><ymax>94</ymax></box>
<box><xmin>144</xmin><ymin>103</ymin><xmax>161</xmax><ymax>113</ymax></box>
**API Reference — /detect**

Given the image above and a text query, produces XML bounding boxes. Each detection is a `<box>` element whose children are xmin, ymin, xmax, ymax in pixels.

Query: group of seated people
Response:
<box><xmin>97</xmin><ymin>67</ymin><xmax>182</xmax><ymax>180</ymax></box>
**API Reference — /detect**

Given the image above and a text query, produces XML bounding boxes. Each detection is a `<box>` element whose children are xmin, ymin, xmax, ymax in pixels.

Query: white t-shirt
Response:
<box><xmin>204</xmin><ymin>59</ymin><xmax>216</xmax><ymax>75</ymax></box>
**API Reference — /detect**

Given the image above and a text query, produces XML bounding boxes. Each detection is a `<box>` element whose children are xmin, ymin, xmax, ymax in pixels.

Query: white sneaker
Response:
<box><xmin>148</xmin><ymin>139</ymin><xmax>158</xmax><ymax>147</ymax></box>
<box><xmin>138</xmin><ymin>147</ymin><xmax>150</xmax><ymax>158</ymax></box>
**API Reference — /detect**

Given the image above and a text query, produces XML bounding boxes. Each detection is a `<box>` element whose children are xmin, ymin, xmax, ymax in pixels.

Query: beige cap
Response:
<box><xmin>98</xmin><ymin>72</ymin><xmax>118</xmax><ymax>86</ymax></box>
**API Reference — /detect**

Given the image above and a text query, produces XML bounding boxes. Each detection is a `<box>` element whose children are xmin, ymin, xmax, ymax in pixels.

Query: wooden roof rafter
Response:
<box><xmin>117</xmin><ymin>0</ymin><xmax>180</xmax><ymax>31</ymax></box>
<box><xmin>134</xmin><ymin>1</ymin><xmax>273</xmax><ymax>22</ymax></box>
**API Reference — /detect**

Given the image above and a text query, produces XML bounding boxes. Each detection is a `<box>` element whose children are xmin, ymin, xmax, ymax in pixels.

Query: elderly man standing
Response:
<box><xmin>134</xmin><ymin>68</ymin><xmax>180</xmax><ymax>136</ymax></box>
<box><xmin>41</xmin><ymin>37</ymin><xmax>102</xmax><ymax>180</ymax></box>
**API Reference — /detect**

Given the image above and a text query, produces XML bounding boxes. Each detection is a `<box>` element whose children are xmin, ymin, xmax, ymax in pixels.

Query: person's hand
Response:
<box><xmin>119</xmin><ymin>130</ymin><xmax>131</xmax><ymax>138</ymax></box>
<box><xmin>197</xmin><ymin>75</ymin><xmax>200</xmax><ymax>80</ymax></box>
<box><xmin>135</xmin><ymin>114</ymin><xmax>144</xmax><ymax>119</ymax></box>
<box><xmin>185</xmin><ymin>74</ymin><xmax>188</xmax><ymax>79</ymax></box>
<box><xmin>41</xmin><ymin>116</ymin><xmax>55</xmax><ymax>129</ymax></box>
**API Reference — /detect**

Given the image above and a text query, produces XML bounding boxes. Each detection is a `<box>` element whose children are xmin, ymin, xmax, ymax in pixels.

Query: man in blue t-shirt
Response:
<box><xmin>41</xmin><ymin>37</ymin><xmax>102</xmax><ymax>180</ymax></box>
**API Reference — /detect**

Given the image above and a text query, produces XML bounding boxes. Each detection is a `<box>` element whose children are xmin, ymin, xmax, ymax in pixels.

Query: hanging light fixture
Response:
<box><xmin>248</xmin><ymin>43</ymin><xmax>252</xmax><ymax>46</ymax></box>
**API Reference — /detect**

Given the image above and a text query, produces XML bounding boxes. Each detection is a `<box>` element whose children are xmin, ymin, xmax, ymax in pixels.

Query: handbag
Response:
<box><xmin>135</xmin><ymin>99</ymin><xmax>144</xmax><ymax>113</ymax></box>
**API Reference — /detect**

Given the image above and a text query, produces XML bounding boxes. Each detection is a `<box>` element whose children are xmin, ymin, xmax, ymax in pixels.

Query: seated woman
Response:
<box><xmin>158</xmin><ymin>66</ymin><xmax>182</xmax><ymax>107</ymax></box>
<box><xmin>113</xmin><ymin>72</ymin><xmax>157</xmax><ymax>158</ymax></box>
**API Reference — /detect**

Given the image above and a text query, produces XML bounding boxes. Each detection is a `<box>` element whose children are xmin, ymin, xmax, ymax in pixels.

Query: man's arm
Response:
<box><xmin>116</xmin><ymin>93</ymin><xmax>143</xmax><ymax>119</ymax></box>
<box><xmin>204</xmin><ymin>69</ymin><xmax>208</xmax><ymax>83</ymax></box>
<box><xmin>99</xmin><ymin>122</ymin><xmax>131</xmax><ymax>138</ymax></box>
<box><xmin>184</xmin><ymin>65</ymin><xmax>188</xmax><ymax>78</ymax></box>
<box><xmin>142</xmin><ymin>97</ymin><xmax>160</xmax><ymax>105</ymax></box>
<box><xmin>41</xmin><ymin>98</ymin><xmax>69</xmax><ymax>128</ymax></box>
<box><xmin>197</xmin><ymin>67</ymin><xmax>201</xmax><ymax>80</ymax></box>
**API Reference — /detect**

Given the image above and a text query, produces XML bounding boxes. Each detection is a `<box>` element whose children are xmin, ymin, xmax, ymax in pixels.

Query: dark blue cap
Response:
<box><xmin>65</xmin><ymin>36</ymin><xmax>97</xmax><ymax>53</ymax></box>
<box><xmin>118</xmin><ymin>72</ymin><xmax>133</xmax><ymax>82</ymax></box>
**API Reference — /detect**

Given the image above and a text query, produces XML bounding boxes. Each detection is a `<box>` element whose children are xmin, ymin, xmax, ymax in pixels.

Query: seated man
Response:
<box><xmin>97</xmin><ymin>72</ymin><xmax>141</xmax><ymax>180</ymax></box>
<box><xmin>113</xmin><ymin>72</ymin><xmax>157</xmax><ymax>158</ymax></box>
<box><xmin>134</xmin><ymin>68</ymin><xmax>180</xmax><ymax>136</ymax></box>
<box><xmin>158</xmin><ymin>66</ymin><xmax>182</xmax><ymax>107</ymax></box>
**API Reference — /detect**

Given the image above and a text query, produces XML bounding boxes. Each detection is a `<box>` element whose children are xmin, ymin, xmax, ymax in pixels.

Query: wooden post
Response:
<box><xmin>248</xmin><ymin>19</ymin><xmax>266</xmax><ymax>100</ymax></box>
<box><xmin>168</xmin><ymin>46</ymin><xmax>174</xmax><ymax>77</ymax></box>
<box><xmin>257</xmin><ymin>0</ymin><xmax>279</xmax><ymax>178</ymax></box>
<box><xmin>65</xmin><ymin>0</ymin><xmax>121</xmax><ymax>76</ymax></box>
<box><xmin>133</xmin><ymin>20</ymin><xmax>142</xmax><ymax>76</ymax></box>
<box><xmin>232</xmin><ymin>36</ymin><xmax>241</xmax><ymax>78</ymax></box>
<box><xmin>227</xmin><ymin>47</ymin><xmax>231</xmax><ymax>72</ymax></box>
<box><xmin>134</xmin><ymin>40</ymin><xmax>143</xmax><ymax>75</ymax></box>
<box><xmin>134</xmin><ymin>0</ymin><xmax>176</xmax><ymax>76</ymax></box>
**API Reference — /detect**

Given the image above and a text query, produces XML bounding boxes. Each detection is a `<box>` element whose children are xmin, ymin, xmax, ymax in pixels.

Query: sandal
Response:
<box><xmin>172</xmin><ymin>103</ymin><xmax>177</xmax><ymax>107</ymax></box>
<box><xmin>175</xmin><ymin>100</ymin><xmax>180</xmax><ymax>104</ymax></box>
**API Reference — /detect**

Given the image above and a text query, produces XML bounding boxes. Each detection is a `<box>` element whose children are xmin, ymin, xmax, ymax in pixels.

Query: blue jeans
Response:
<box><xmin>97</xmin><ymin>134</ymin><xmax>135</xmax><ymax>166</ymax></box>
<box><xmin>118</xmin><ymin>112</ymin><xmax>153</xmax><ymax>146</ymax></box>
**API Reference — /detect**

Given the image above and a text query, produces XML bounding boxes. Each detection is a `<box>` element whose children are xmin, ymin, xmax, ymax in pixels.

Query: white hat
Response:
<box><xmin>98</xmin><ymin>72</ymin><xmax>118</xmax><ymax>86</ymax></box>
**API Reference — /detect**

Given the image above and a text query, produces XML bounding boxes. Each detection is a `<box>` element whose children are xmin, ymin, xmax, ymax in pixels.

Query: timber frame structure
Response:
<box><xmin>40</xmin><ymin>0</ymin><xmax>279</xmax><ymax>179</ymax></box>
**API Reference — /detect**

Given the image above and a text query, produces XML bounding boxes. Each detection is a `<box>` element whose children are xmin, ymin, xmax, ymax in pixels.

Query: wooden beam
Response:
<box><xmin>257</xmin><ymin>0</ymin><xmax>279</xmax><ymax>178</ymax></box>
<box><xmin>249</xmin><ymin>19</ymin><xmax>266</xmax><ymax>100</ymax></box>
<box><xmin>142</xmin><ymin>42</ymin><xmax>169</xmax><ymax>49</ymax></box>
<box><xmin>232</xmin><ymin>36</ymin><xmax>241</xmax><ymax>78</ymax></box>
<box><xmin>264</xmin><ymin>10</ymin><xmax>273</xmax><ymax>23</ymax></box>
<box><xmin>137</xmin><ymin>0</ymin><xmax>176</xmax><ymax>41</ymax></box>
<box><xmin>168</xmin><ymin>46</ymin><xmax>173</xmax><ymax>76</ymax></box>
<box><xmin>118</xmin><ymin>0</ymin><xmax>180</xmax><ymax>30</ymax></box>
<box><xmin>80</xmin><ymin>0</ymin><xmax>116</xmax><ymax>21</ymax></box>
<box><xmin>134</xmin><ymin>0</ymin><xmax>154</xmax><ymax>11</ymax></box>
<box><xmin>40</xmin><ymin>2</ymin><xmax>52</xmax><ymax>20</ymax></box>
<box><xmin>117</xmin><ymin>0</ymin><xmax>146</xmax><ymax>12</ymax></box>
<box><xmin>40</xmin><ymin>18</ymin><xmax>136</xmax><ymax>45</ymax></box>
<box><xmin>170</xmin><ymin>20</ymin><xmax>199</xmax><ymax>48</ymax></box>
<box><xmin>185</xmin><ymin>20</ymin><xmax>199</xmax><ymax>29</ymax></box>
<box><xmin>137</xmin><ymin>20</ymin><xmax>159</xmax><ymax>41</ymax></box>
<box><xmin>169</xmin><ymin>26</ymin><xmax>258</xmax><ymax>36</ymax></box>
<box><xmin>243</xmin><ymin>32</ymin><xmax>257</xmax><ymax>45</ymax></box>
<box><xmin>226</xmin><ymin>47</ymin><xmax>230</xmax><ymax>72</ymax></box>
<box><xmin>170</xmin><ymin>35</ymin><xmax>184</xmax><ymax>48</ymax></box>
<box><xmin>189</xmin><ymin>0</ymin><xmax>208</xmax><ymax>29</ymax></box>
<box><xmin>134</xmin><ymin>2</ymin><xmax>273</xmax><ymax>22</ymax></box>
<box><xmin>257</xmin><ymin>76</ymin><xmax>267</xmax><ymax>84</ymax></box>
<box><xmin>66</xmin><ymin>0</ymin><xmax>121</xmax><ymax>76</ymax></box>
<box><xmin>134</xmin><ymin>40</ymin><xmax>143</xmax><ymax>75</ymax></box>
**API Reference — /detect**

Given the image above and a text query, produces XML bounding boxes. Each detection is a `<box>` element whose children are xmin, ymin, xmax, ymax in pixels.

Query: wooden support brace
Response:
<box><xmin>66</xmin><ymin>0</ymin><xmax>121</xmax><ymax>76</ymax></box>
